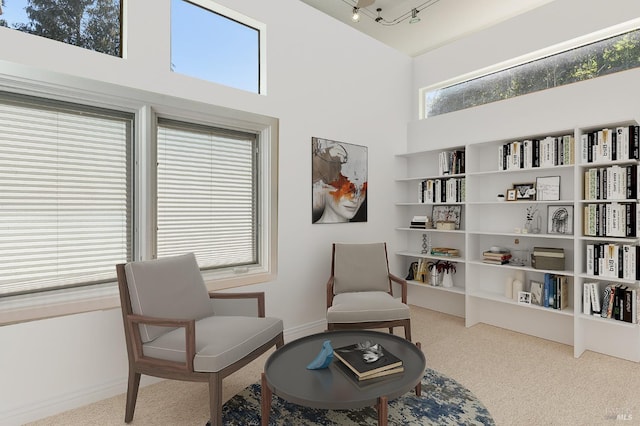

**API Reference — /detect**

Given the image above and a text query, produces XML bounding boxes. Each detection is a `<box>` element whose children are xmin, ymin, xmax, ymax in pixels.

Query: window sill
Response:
<box><xmin>0</xmin><ymin>283</ymin><xmax>120</xmax><ymax>325</ymax></box>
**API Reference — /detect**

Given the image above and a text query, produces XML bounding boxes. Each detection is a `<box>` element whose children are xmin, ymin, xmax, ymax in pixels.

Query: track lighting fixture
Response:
<box><xmin>344</xmin><ymin>0</ymin><xmax>438</xmax><ymax>26</ymax></box>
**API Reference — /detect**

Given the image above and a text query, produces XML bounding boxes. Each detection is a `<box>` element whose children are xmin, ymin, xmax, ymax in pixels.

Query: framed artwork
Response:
<box><xmin>548</xmin><ymin>205</ymin><xmax>573</xmax><ymax>234</ymax></box>
<box><xmin>431</xmin><ymin>205</ymin><xmax>462</xmax><ymax>229</ymax></box>
<box><xmin>506</xmin><ymin>189</ymin><xmax>517</xmax><ymax>201</ymax></box>
<box><xmin>536</xmin><ymin>176</ymin><xmax>561</xmax><ymax>201</ymax></box>
<box><xmin>518</xmin><ymin>291</ymin><xmax>532</xmax><ymax>304</ymax></box>
<box><xmin>529</xmin><ymin>281</ymin><xmax>543</xmax><ymax>306</ymax></box>
<box><xmin>312</xmin><ymin>137</ymin><xmax>368</xmax><ymax>224</ymax></box>
<box><xmin>513</xmin><ymin>182</ymin><xmax>535</xmax><ymax>200</ymax></box>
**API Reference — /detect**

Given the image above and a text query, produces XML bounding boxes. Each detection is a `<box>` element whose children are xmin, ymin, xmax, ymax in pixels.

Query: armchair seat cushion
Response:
<box><xmin>143</xmin><ymin>315</ymin><xmax>283</xmax><ymax>372</ymax></box>
<box><xmin>326</xmin><ymin>291</ymin><xmax>410</xmax><ymax>324</ymax></box>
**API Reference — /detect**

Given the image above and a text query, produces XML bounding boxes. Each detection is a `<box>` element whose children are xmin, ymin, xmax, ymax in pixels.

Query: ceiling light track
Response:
<box><xmin>342</xmin><ymin>0</ymin><xmax>440</xmax><ymax>26</ymax></box>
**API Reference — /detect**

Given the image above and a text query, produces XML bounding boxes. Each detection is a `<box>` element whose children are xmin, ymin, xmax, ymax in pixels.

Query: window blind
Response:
<box><xmin>156</xmin><ymin>119</ymin><xmax>258</xmax><ymax>269</ymax></box>
<box><xmin>0</xmin><ymin>93</ymin><xmax>132</xmax><ymax>296</ymax></box>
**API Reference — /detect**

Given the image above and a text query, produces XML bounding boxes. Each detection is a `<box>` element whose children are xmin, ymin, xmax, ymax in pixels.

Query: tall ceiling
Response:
<box><xmin>300</xmin><ymin>0</ymin><xmax>556</xmax><ymax>57</ymax></box>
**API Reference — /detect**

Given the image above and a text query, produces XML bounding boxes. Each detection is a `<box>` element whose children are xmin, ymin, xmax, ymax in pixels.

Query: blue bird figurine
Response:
<box><xmin>306</xmin><ymin>340</ymin><xmax>334</xmax><ymax>369</ymax></box>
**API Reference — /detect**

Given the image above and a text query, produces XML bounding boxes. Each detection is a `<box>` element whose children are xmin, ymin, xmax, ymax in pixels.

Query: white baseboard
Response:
<box><xmin>2</xmin><ymin>321</ymin><xmax>327</xmax><ymax>426</ymax></box>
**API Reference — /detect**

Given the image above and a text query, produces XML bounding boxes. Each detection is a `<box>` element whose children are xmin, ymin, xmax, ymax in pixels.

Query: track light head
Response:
<box><xmin>409</xmin><ymin>8</ymin><xmax>421</xmax><ymax>24</ymax></box>
<box><xmin>352</xmin><ymin>7</ymin><xmax>360</xmax><ymax>22</ymax></box>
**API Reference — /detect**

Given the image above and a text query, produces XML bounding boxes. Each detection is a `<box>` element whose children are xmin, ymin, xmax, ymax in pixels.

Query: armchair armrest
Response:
<box><xmin>326</xmin><ymin>276</ymin><xmax>335</xmax><ymax>308</ymax></box>
<box><xmin>389</xmin><ymin>273</ymin><xmax>408</xmax><ymax>304</ymax></box>
<box><xmin>126</xmin><ymin>313</ymin><xmax>196</xmax><ymax>372</ymax></box>
<box><xmin>209</xmin><ymin>291</ymin><xmax>265</xmax><ymax>317</ymax></box>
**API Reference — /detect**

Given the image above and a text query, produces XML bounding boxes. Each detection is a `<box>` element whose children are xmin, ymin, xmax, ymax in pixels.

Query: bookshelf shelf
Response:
<box><xmin>468</xmin><ymin>291</ymin><xmax>574</xmax><ymax>317</ymax></box>
<box><xmin>396</xmin><ymin>121</ymin><xmax>640</xmax><ymax>362</ymax></box>
<box><xmin>407</xmin><ymin>280</ymin><xmax>465</xmax><ymax>295</ymax></box>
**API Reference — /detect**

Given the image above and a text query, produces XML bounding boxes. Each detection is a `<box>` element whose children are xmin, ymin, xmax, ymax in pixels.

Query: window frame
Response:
<box><xmin>0</xmin><ymin>75</ymin><xmax>278</xmax><ymax>325</ymax></box>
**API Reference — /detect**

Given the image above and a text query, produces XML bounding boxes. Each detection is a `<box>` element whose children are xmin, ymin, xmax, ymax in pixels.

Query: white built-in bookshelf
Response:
<box><xmin>395</xmin><ymin>122</ymin><xmax>640</xmax><ymax>362</ymax></box>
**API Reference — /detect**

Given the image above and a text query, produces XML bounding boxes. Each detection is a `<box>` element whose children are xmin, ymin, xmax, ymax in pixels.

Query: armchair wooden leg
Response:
<box><xmin>208</xmin><ymin>373</ymin><xmax>223</xmax><ymax>426</ymax></box>
<box><xmin>124</xmin><ymin>370</ymin><xmax>141</xmax><ymax>423</ymax></box>
<box><xmin>405</xmin><ymin>323</ymin><xmax>412</xmax><ymax>342</ymax></box>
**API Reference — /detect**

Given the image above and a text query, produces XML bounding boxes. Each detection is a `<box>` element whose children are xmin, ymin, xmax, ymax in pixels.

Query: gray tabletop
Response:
<box><xmin>263</xmin><ymin>330</ymin><xmax>426</xmax><ymax>410</ymax></box>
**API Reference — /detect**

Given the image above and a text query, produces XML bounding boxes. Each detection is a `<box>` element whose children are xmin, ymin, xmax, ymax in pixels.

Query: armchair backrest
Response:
<box><xmin>123</xmin><ymin>253</ymin><xmax>214</xmax><ymax>342</ymax></box>
<box><xmin>332</xmin><ymin>242</ymin><xmax>391</xmax><ymax>295</ymax></box>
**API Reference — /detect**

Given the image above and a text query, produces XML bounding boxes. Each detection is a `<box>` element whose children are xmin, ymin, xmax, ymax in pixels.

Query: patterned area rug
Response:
<box><xmin>221</xmin><ymin>368</ymin><xmax>494</xmax><ymax>425</ymax></box>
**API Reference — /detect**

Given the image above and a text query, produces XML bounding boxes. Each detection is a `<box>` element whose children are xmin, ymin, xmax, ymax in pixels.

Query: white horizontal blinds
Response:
<box><xmin>156</xmin><ymin>119</ymin><xmax>258</xmax><ymax>269</ymax></box>
<box><xmin>0</xmin><ymin>93</ymin><xmax>132</xmax><ymax>296</ymax></box>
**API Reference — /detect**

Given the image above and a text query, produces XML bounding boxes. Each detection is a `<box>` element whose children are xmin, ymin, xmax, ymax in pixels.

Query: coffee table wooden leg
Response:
<box><xmin>377</xmin><ymin>396</ymin><xmax>388</xmax><ymax>426</ymax></box>
<box><xmin>415</xmin><ymin>342</ymin><xmax>422</xmax><ymax>396</ymax></box>
<box><xmin>261</xmin><ymin>373</ymin><xmax>272</xmax><ymax>426</ymax></box>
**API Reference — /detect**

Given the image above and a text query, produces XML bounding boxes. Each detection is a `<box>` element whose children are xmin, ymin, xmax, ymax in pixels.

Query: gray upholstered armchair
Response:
<box><xmin>115</xmin><ymin>253</ymin><xmax>284</xmax><ymax>426</ymax></box>
<box><xmin>326</xmin><ymin>242</ymin><xmax>412</xmax><ymax>341</ymax></box>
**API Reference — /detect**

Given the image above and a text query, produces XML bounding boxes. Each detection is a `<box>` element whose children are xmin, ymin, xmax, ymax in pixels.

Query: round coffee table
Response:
<box><xmin>261</xmin><ymin>330</ymin><xmax>426</xmax><ymax>426</ymax></box>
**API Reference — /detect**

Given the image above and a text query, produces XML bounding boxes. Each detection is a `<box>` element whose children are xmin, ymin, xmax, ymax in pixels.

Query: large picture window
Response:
<box><xmin>156</xmin><ymin>119</ymin><xmax>259</xmax><ymax>270</ymax></box>
<box><xmin>0</xmin><ymin>92</ymin><xmax>133</xmax><ymax>296</ymax></box>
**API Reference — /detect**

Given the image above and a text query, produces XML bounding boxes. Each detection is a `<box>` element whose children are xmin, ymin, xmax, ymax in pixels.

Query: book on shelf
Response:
<box><xmin>418</xmin><ymin>177</ymin><xmax>466</xmax><ymax>203</ymax></box>
<box><xmin>431</xmin><ymin>247</ymin><xmax>460</xmax><ymax>257</ymax></box>
<box><xmin>333</xmin><ymin>342</ymin><xmax>403</xmax><ymax>381</ymax></box>
<box><xmin>482</xmin><ymin>258</ymin><xmax>510</xmax><ymax>265</ymax></box>
<box><xmin>409</xmin><ymin>215</ymin><xmax>428</xmax><ymax>229</ymax></box>
<box><xmin>581</xmin><ymin>125</ymin><xmax>640</xmax><ymax>163</ymax></box>
<box><xmin>498</xmin><ymin>135</ymin><xmax>574</xmax><ymax>171</ymax></box>
<box><xmin>584</xmin><ymin>283</ymin><xmax>639</xmax><ymax>323</ymax></box>
<box><xmin>585</xmin><ymin>243</ymin><xmax>639</xmax><ymax>280</ymax></box>
<box><xmin>482</xmin><ymin>250</ymin><xmax>512</xmax><ymax>261</ymax></box>
<box><xmin>542</xmin><ymin>274</ymin><xmax>569</xmax><ymax>310</ymax></box>
<box><xmin>582</xmin><ymin>202</ymin><xmax>639</xmax><ymax>238</ymax></box>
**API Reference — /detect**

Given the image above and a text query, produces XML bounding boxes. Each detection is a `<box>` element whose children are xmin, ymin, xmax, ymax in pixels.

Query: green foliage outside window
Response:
<box><xmin>1</xmin><ymin>0</ymin><xmax>121</xmax><ymax>57</ymax></box>
<box><xmin>426</xmin><ymin>29</ymin><xmax>640</xmax><ymax>117</ymax></box>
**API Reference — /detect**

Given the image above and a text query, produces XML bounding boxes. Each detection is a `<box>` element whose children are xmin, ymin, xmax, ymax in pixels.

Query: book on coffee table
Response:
<box><xmin>333</xmin><ymin>341</ymin><xmax>403</xmax><ymax>381</ymax></box>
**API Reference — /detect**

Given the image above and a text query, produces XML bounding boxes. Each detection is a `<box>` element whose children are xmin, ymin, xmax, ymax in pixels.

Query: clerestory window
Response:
<box><xmin>171</xmin><ymin>0</ymin><xmax>263</xmax><ymax>94</ymax></box>
<box><xmin>424</xmin><ymin>27</ymin><xmax>640</xmax><ymax>118</ymax></box>
<box><xmin>0</xmin><ymin>0</ymin><xmax>122</xmax><ymax>57</ymax></box>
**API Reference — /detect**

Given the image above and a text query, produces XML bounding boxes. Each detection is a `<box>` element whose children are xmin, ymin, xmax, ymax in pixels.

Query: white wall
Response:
<box><xmin>0</xmin><ymin>0</ymin><xmax>411</xmax><ymax>424</ymax></box>
<box><xmin>409</xmin><ymin>0</ymin><xmax>640</xmax><ymax>143</ymax></box>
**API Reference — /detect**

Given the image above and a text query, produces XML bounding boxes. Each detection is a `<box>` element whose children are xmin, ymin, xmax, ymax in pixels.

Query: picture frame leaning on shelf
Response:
<box><xmin>548</xmin><ymin>205</ymin><xmax>573</xmax><ymax>234</ymax></box>
<box><xmin>536</xmin><ymin>175</ymin><xmax>560</xmax><ymax>201</ymax></box>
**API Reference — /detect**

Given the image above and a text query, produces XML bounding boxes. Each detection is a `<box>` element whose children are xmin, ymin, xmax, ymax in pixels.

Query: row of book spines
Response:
<box><xmin>541</xmin><ymin>274</ymin><xmax>569</xmax><ymax>310</ymax></box>
<box><xmin>581</xmin><ymin>125</ymin><xmax>640</xmax><ymax>163</ymax></box>
<box><xmin>418</xmin><ymin>178</ymin><xmax>465</xmax><ymax>203</ymax></box>
<box><xmin>498</xmin><ymin>135</ymin><xmax>575</xmax><ymax>171</ymax></box>
<box><xmin>583</xmin><ymin>164</ymin><xmax>638</xmax><ymax>201</ymax></box>
<box><xmin>583</xmin><ymin>282</ymin><xmax>638</xmax><ymax>323</ymax></box>
<box><xmin>582</xmin><ymin>203</ymin><xmax>638</xmax><ymax>237</ymax></box>
<box><xmin>438</xmin><ymin>150</ymin><xmax>465</xmax><ymax>175</ymax></box>
<box><xmin>585</xmin><ymin>243</ymin><xmax>638</xmax><ymax>280</ymax></box>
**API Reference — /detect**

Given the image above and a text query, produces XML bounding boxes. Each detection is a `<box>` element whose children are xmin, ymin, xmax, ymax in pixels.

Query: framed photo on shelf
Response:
<box><xmin>431</xmin><ymin>205</ymin><xmax>462</xmax><ymax>230</ymax></box>
<box><xmin>529</xmin><ymin>281</ymin><xmax>543</xmax><ymax>306</ymax></box>
<box><xmin>548</xmin><ymin>205</ymin><xmax>573</xmax><ymax>234</ymax></box>
<box><xmin>518</xmin><ymin>291</ymin><xmax>532</xmax><ymax>305</ymax></box>
<box><xmin>506</xmin><ymin>189</ymin><xmax>517</xmax><ymax>201</ymax></box>
<box><xmin>513</xmin><ymin>182</ymin><xmax>535</xmax><ymax>200</ymax></box>
<box><xmin>536</xmin><ymin>176</ymin><xmax>560</xmax><ymax>201</ymax></box>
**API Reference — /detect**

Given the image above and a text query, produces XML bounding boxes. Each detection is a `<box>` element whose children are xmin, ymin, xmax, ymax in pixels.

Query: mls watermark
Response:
<box><xmin>605</xmin><ymin>408</ymin><xmax>633</xmax><ymax>421</ymax></box>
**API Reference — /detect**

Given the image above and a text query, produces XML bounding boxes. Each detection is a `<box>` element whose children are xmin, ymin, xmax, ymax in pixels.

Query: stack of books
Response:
<box><xmin>333</xmin><ymin>342</ymin><xmax>403</xmax><ymax>381</ymax></box>
<box><xmin>531</xmin><ymin>247</ymin><xmax>565</xmax><ymax>270</ymax></box>
<box><xmin>431</xmin><ymin>247</ymin><xmax>460</xmax><ymax>257</ymax></box>
<box><xmin>482</xmin><ymin>249</ymin><xmax>512</xmax><ymax>265</ymax></box>
<box><xmin>409</xmin><ymin>215</ymin><xmax>429</xmax><ymax>229</ymax></box>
